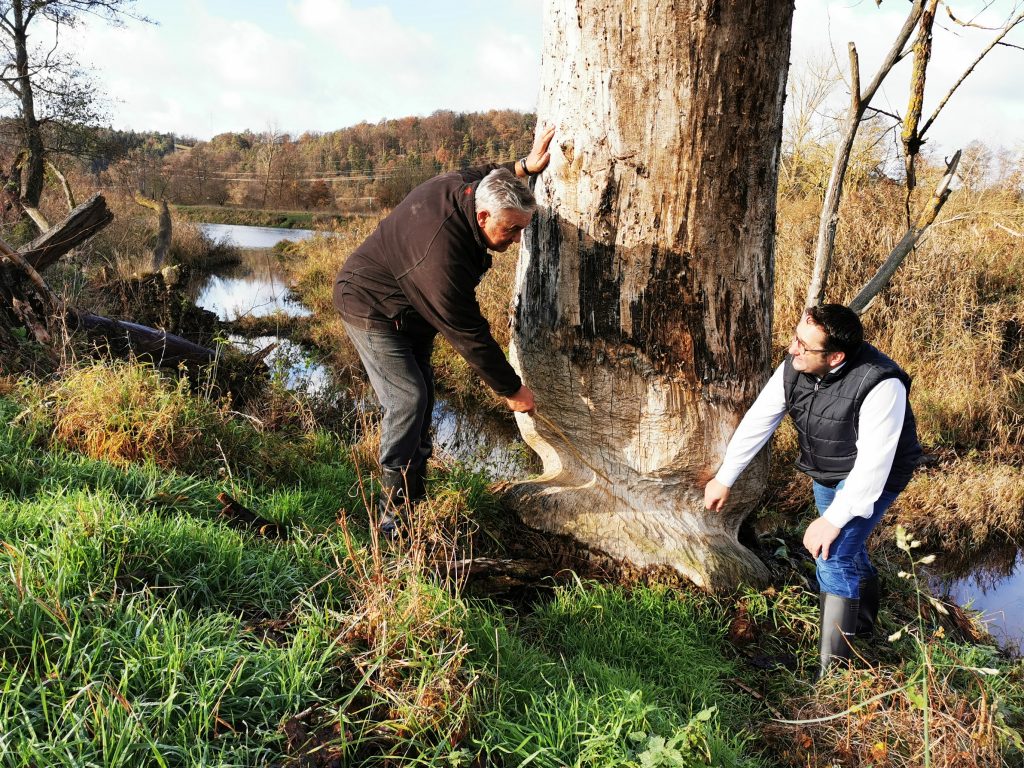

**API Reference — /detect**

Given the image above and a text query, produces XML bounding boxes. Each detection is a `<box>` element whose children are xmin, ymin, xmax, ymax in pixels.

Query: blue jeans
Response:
<box><xmin>343</xmin><ymin>320</ymin><xmax>435</xmax><ymax>476</ymax></box>
<box><xmin>813</xmin><ymin>480</ymin><xmax>899</xmax><ymax>599</ymax></box>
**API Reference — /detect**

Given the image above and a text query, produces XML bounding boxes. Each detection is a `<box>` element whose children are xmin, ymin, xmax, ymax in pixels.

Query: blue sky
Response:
<box><xmin>69</xmin><ymin>0</ymin><xmax>1023</xmax><ymax>152</ymax></box>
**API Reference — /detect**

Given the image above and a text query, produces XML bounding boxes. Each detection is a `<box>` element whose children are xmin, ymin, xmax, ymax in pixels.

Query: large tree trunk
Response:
<box><xmin>509</xmin><ymin>0</ymin><xmax>794</xmax><ymax>592</ymax></box>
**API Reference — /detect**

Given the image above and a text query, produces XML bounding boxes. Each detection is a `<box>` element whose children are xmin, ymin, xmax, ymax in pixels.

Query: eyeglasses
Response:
<box><xmin>791</xmin><ymin>334</ymin><xmax>827</xmax><ymax>355</ymax></box>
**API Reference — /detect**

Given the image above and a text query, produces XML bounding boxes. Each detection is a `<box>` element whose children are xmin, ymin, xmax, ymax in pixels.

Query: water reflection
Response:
<box><xmin>433</xmin><ymin>399</ymin><xmax>539</xmax><ymax>480</ymax></box>
<box><xmin>228</xmin><ymin>334</ymin><xmax>333</xmax><ymax>396</ymax></box>
<box><xmin>191</xmin><ymin>228</ymin><xmax>537</xmax><ymax>480</ymax></box>
<box><xmin>194</xmin><ymin>250</ymin><xmax>311</xmax><ymax>320</ymax></box>
<box><xmin>930</xmin><ymin>549</ymin><xmax>1024</xmax><ymax>650</ymax></box>
<box><xmin>199</xmin><ymin>223</ymin><xmax>323</xmax><ymax>249</ymax></box>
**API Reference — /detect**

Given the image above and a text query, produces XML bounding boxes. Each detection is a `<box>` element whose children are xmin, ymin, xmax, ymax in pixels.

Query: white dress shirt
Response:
<box><xmin>714</xmin><ymin>362</ymin><xmax>907</xmax><ymax>529</ymax></box>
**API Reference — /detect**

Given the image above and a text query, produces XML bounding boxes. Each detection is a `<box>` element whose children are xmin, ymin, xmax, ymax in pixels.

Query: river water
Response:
<box><xmin>931</xmin><ymin>552</ymin><xmax>1024</xmax><ymax>651</ymax></box>
<box><xmin>199</xmin><ymin>222</ymin><xmax>322</xmax><ymax>249</ymax></box>
<box><xmin>194</xmin><ymin>223</ymin><xmax>1022</xmax><ymax>649</ymax></box>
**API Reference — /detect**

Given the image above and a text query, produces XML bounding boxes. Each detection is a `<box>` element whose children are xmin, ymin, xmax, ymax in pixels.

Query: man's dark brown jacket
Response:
<box><xmin>333</xmin><ymin>163</ymin><xmax>521</xmax><ymax>396</ymax></box>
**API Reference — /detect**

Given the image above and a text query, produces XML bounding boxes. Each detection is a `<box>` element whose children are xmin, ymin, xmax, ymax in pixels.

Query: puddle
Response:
<box><xmin>930</xmin><ymin>549</ymin><xmax>1024</xmax><ymax>650</ymax></box>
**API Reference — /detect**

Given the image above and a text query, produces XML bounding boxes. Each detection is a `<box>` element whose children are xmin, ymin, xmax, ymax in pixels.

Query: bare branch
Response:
<box><xmin>806</xmin><ymin>0</ymin><xmax>925</xmax><ymax>307</ymax></box>
<box><xmin>920</xmin><ymin>10</ymin><xmax>1024</xmax><ymax>139</ymax></box>
<box><xmin>860</xmin><ymin>1</ymin><xmax>925</xmax><ymax>105</ymax></box>
<box><xmin>902</xmin><ymin>0</ymin><xmax>938</xmax><ymax>194</ymax></box>
<box><xmin>864</xmin><ymin>104</ymin><xmax>902</xmax><ymax>122</ymax></box>
<box><xmin>849</xmin><ymin>150</ymin><xmax>962</xmax><ymax>314</ymax></box>
<box><xmin>849</xmin><ymin>43</ymin><xmax>861</xmax><ymax>113</ymax></box>
<box><xmin>944</xmin><ymin>2</ymin><xmax>1019</xmax><ymax>30</ymax></box>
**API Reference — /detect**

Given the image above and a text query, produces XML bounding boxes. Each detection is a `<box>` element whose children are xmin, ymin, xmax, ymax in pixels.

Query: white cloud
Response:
<box><xmin>53</xmin><ymin>0</ymin><xmax>1019</xmax><ymax>148</ymax></box>
<box><xmin>791</xmin><ymin>0</ymin><xmax>1024</xmax><ymax>151</ymax></box>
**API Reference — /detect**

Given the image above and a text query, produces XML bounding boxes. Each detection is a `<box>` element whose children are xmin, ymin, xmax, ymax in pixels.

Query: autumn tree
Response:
<box><xmin>0</xmin><ymin>0</ymin><xmax>143</xmax><ymax>229</ymax></box>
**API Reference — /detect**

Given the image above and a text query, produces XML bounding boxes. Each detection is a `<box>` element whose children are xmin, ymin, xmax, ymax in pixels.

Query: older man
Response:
<box><xmin>705</xmin><ymin>304</ymin><xmax>922</xmax><ymax>677</ymax></box>
<box><xmin>335</xmin><ymin>126</ymin><xmax>555</xmax><ymax>537</ymax></box>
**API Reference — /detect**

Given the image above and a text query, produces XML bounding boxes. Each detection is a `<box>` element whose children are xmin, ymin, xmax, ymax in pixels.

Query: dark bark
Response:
<box><xmin>10</xmin><ymin>1</ymin><xmax>45</xmax><ymax>211</ymax></box>
<box><xmin>69</xmin><ymin>310</ymin><xmax>218</xmax><ymax>368</ymax></box>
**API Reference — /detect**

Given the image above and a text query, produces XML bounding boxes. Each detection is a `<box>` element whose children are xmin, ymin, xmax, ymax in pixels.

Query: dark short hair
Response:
<box><xmin>805</xmin><ymin>304</ymin><xmax>863</xmax><ymax>357</ymax></box>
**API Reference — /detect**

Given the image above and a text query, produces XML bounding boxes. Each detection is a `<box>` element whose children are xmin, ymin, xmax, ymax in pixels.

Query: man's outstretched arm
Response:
<box><xmin>704</xmin><ymin>364</ymin><xmax>787</xmax><ymax>510</ymax></box>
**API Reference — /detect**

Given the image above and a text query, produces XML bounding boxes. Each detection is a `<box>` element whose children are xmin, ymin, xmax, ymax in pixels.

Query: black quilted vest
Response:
<box><xmin>782</xmin><ymin>343</ymin><xmax>922</xmax><ymax>491</ymax></box>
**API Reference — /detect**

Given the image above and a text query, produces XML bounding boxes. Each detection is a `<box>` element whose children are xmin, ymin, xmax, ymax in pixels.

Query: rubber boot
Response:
<box><xmin>818</xmin><ymin>592</ymin><xmax>860</xmax><ymax>681</ymax></box>
<box><xmin>406</xmin><ymin>461</ymin><xmax>428</xmax><ymax>506</ymax></box>
<box><xmin>378</xmin><ymin>468</ymin><xmax>409</xmax><ymax>541</ymax></box>
<box><xmin>856</xmin><ymin>575</ymin><xmax>881</xmax><ymax>638</ymax></box>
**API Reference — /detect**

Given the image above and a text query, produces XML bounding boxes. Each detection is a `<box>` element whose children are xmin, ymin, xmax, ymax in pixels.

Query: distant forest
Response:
<box><xmin>0</xmin><ymin>110</ymin><xmax>536</xmax><ymax>213</ymax></box>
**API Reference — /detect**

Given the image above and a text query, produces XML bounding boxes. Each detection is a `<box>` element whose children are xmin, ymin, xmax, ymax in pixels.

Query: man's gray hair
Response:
<box><xmin>475</xmin><ymin>167</ymin><xmax>537</xmax><ymax>216</ymax></box>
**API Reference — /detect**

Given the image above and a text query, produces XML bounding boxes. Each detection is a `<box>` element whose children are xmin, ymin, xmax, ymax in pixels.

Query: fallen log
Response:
<box><xmin>70</xmin><ymin>310</ymin><xmax>218</xmax><ymax>367</ymax></box>
<box><xmin>21</xmin><ymin>194</ymin><xmax>113</xmax><ymax>271</ymax></box>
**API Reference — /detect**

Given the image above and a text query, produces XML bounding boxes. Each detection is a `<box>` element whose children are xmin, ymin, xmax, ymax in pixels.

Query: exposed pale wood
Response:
<box><xmin>21</xmin><ymin>204</ymin><xmax>50</xmax><ymax>233</ymax></box>
<box><xmin>21</xmin><ymin>193</ymin><xmax>113</xmax><ymax>271</ymax></box>
<box><xmin>47</xmin><ymin>161</ymin><xmax>77</xmax><ymax>211</ymax></box>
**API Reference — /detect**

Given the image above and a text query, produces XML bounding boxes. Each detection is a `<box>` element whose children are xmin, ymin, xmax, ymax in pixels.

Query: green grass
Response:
<box><xmin>467</xmin><ymin>585</ymin><xmax>759</xmax><ymax>766</ymax></box>
<box><xmin>0</xmin><ymin>389</ymin><xmax>766</xmax><ymax>766</ymax></box>
<box><xmin>0</xmin><ymin>379</ymin><xmax>1020</xmax><ymax>767</ymax></box>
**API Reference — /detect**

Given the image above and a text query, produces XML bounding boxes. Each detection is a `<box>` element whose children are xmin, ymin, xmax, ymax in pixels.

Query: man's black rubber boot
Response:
<box><xmin>378</xmin><ymin>468</ymin><xmax>410</xmax><ymax>541</ymax></box>
<box><xmin>856</xmin><ymin>575</ymin><xmax>881</xmax><ymax>638</ymax></box>
<box><xmin>818</xmin><ymin>592</ymin><xmax>860</xmax><ymax>681</ymax></box>
<box><xmin>406</xmin><ymin>462</ymin><xmax>428</xmax><ymax>506</ymax></box>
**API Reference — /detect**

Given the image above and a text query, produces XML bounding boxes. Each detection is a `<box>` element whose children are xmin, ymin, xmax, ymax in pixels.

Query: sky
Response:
<box><xmin>66</xmin><ymin>0</ymin><xmax>1024</xmax><ymax>153</ymax></box>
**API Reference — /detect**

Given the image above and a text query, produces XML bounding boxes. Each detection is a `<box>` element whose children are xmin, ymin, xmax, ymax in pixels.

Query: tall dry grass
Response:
<box><xmin>775</xmin><ymin>162</ymin><xmax>1024</xmax><ymax>547</ymax></box>
<box><xmin>20</xmin><ymin>360</ymin><xmax>327</xmax><ymax>482</ymax></box>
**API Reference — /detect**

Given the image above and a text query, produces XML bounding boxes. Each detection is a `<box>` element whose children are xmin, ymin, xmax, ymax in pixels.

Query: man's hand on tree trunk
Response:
<box><xmin>519</xmin><ymin>125</ymin><xmax>556</xmax><ymax>177</ymax></box>
<box><xmin>505</xmin><ymin>385</ymin><xmax>535</xmax><ymax>414</ymax></box>
<box><xmin>704</xmin><ymin>478</ymin><xmax>731</xmax><ymax>512</ymax></box>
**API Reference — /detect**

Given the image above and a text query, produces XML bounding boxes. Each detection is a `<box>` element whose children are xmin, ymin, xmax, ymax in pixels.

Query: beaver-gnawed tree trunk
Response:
<box><xmin>509</xmin><ymin>0</ymin><xmax>794</xmax><ymax>592</ymax></box>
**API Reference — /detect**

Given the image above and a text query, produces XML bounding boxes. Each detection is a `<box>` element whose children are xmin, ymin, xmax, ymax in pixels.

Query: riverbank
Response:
<box><xmin>0</xmin><ymin>366</ymin><xmax>1019</xmax><ymax>766</ymax></box>
<box><xmin>175</xmin><ymin>204</ymin><xmax>361</xmax><ymax>230</ymax></box>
